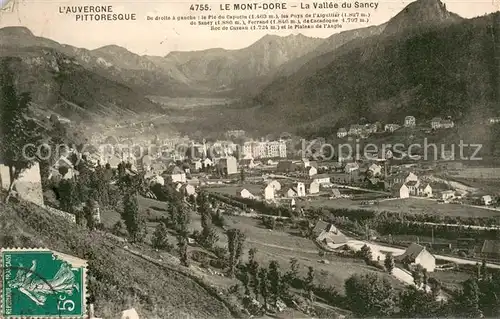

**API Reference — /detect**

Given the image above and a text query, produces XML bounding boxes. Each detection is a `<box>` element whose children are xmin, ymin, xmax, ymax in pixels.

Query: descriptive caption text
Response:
<box><xmin>147</xmin><ymin>1</ymin><xmax>379</xmax><ymax>31</ymax></box>
<box><xmin>56</xmin><ymin>2</ymin><xmax>380</xmax><ymax>31</ymax></box>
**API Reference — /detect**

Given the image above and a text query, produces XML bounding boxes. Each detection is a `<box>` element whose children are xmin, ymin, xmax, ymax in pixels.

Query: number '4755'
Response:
<box><xmin>190</xmin><ymin>4</ymin><xmax>210</xmax><ymax>11</ymax></box>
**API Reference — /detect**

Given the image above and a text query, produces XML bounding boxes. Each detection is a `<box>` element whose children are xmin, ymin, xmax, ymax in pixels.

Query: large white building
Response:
<box><xmin>243</xmin><ymin>140</ymin><xmax>287</xmax><ymax>159</ymax></box>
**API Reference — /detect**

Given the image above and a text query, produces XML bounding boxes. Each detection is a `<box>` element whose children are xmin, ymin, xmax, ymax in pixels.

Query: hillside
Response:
<box><xmin>0</xmin><ymin>48</ymin><xmax>164</xmax><ymax>122</ymax></box>
<box><xmin>254</xmin><ymin>6</ymin><xmax>500</xmax><ymax>132</ymax></box>
<box><xmin>0</xmin><ymin>198</ymin><xmax>238</xmax><ymax>319</ymax></box>
<box><xmin>163</xmin><ymin>34</ymin><xmax>324</xmax><ymax>95</ymax></box>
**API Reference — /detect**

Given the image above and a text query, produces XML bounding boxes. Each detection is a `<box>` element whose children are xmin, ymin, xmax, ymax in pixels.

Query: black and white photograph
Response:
<box><xmin>0</xmin><ymin>0</ymin><xmax>500</xmax><ymax>317</ymax></box>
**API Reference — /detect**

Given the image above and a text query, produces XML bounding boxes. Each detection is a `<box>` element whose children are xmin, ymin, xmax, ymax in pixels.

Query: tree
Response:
<box><xmin>84</xmin><ymin>199</ymin><xmax>97</xmax><ymax>231</ymax></box>
<box><xmin>152</xmin><ymin>222</ymin><xmax>172</xmax><ymax>251</ymax></box>
<box><xmin>345</xmin><ymin>273</ymin><xmax>397</xmax><ymax>318</ymax></box>
<box><xmin>122</xmin><ymin>191</ymin><xmax>141</xmax><ymax>242</ymax></box>
<box><xmin>241</xmin><ymin>267</ymin><xmax>251</xmax><ymax>296</ymax></box>
<box><xmin>480</xmin><ymin>259</ymin><xmax>488</xmax><ymax>281</ymax></box>
<box><xmin>399</xmin><ymin>286</ymin><xmax>444</xmax><ymax>318</ymax></box>
<box><xmin>360</xmin><ymin>244</ymin><xmax>373</xmax><ymax>262</ymax></box>
<box><xmin>0</xmin><ymin>61</ymin><xmax>42</xmax><ymax>203</ymax></box>
<box><xmin>304</xmin><ymin>266</ymin><xmax>315</xmax><ymax>302</ymax></box>
<box><xmin>175</xmin><ymin>204</ymin><xmax>190</xmax><ymax>267</ymax></box>
<box><xmin>268</xmin><ymin>260</ymin><xmax>282</xmax><ymax>306</ymax></box>
<box><xmin>59</xmin><ymin>179</ymin><xmax>77</xmax><ymax>214</ymax></box>
<box><xmin>240</xmin><ymin>167</ymin><xmax>245</xmax><ymax>183</ymax></box>
<box><xmin>412</xmin><ymin>264</ymin><xmax>425</xmax><ymax>288</ymax></box>
<box><xmin>227</xmin><ymin>228</ymin><xmax>245</xmax><ymax>277</ymax></box>
<box><xmin>459</xmin><ymin>278</ymin><xmax>482</xmax><ymax>318</ymax></box>
<box><xmin>384</xmin><ymin>252</ymin><xmax>395</xmax><ymax>274</ymax></box>
<box><xmin>259</xmin><ymin>268</ymin><xmax>270</xmax><ymax>311</ymax></box>
<box><xmin>198</xmin><ymin>192</ymin><xmax>218</xmax><ymax>249</ymax></box>
<box><xmin>247</xmin><ymin>248</ymin><xmax>260</xmax><ymax>298</ymax></box>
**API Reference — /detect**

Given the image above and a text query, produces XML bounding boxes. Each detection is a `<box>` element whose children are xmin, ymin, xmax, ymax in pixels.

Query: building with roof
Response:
<box><xmin>313</xmin><ymin>221</ymin><xmax>348</xmax><ymax>245</ymax></box>
<box><xmin>482</xmin><ymin>195</ymin><xmax>493</xmax><ymax>206</ymax></box>
<box><xmin>309</xmin><ymin>180</ymin><xmax>320</xmax><ymax>194</ymax></box>
<box><xmin>238</xmin><ymin>188</ymin><xmax>255</xmax><ymax>199</ymax></box>
<box><xmin>396</xmin><ymin>243</ymin><xmax>436</xmax><ymax>272</ymax></box>
<box><xmin>384</xmin><ymin>123</ymin><xmax>401</xmax><ymax>133</ymax></box>
<box><xmin>392</xmin><ymin>183</ymin><xmax>410</xmax><ymax>199</ymax></box>
<box><xmin>417</xmin><ymin>183</ymin><xmax>433</xmax><ymax>197</ymax></box>
<box><xmin>313</xmin><ymin>174</ymin><xmax>331</xmax><ymax>185</ymax></box>
<box><xmin>481</xmin><ymin>240</ymin><xmax>500</xmax><ymax>259</ymax></box>
<box><xmin>404</xmin><ymin>116</ymin><xmax>416</xmax><ymax>128</ymax></box>
<box><xmin>267</xmin><ymin>180</ymin><xmax>281</xmax><ymax>191</ymax></box>
<box><xmin>263</xmin><ymin>184</ymin><xmax>275</xmax><ymax>200</ymax></box>
<box><xmin>164</xmin><ymin>166</ymin><xmax>186</xmax><ymax>183</ymax></box>
<box><xmin>337</xmin><ymin>128</ymin><xmax>347</xmax><ymax>138</ymax></box>
<box><xmin>307</xmin><ymin>166</ymin><xmax>318</xmax><ymax>177</ymax></box>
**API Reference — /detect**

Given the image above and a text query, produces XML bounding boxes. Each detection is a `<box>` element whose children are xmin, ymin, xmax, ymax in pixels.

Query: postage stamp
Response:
<box><xmin>1</xmin><ymin>248</ymin><xmax>87</xmax><ymax>318</ymax></box>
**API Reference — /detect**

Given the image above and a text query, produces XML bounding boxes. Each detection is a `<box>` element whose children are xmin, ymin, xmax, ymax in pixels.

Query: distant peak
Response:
<box><xmin>93</xmin><ymin>44</ymin><xmax>134</xmax><ymax>55</ymax></box>
<box><xmin>0</xmin><ymin>26</ymin><xmax>34</xmax><ymax>37</ymax></box>
<box><xmin>384</xmin><ymin>0</ymin><xmax>462</xmax><ymax>35</ymax></box>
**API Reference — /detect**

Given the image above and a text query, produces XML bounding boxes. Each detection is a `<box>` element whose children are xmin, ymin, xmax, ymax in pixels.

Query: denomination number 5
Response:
<box><xmin>57</xmin><ymin>295</ymin><xmax>75</xmax><ymax>311</ymax></box>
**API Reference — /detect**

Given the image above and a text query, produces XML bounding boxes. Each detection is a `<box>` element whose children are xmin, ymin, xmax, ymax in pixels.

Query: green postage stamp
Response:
<box><xmin>1</xmin><ymin>248</ymin><xmax>87</xmax><ymax>318</ymax></box>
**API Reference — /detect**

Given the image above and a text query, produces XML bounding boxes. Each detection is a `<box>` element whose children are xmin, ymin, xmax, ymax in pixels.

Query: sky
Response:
<box><xmin>0</xmin><ymin>0</ymin><xmax>498</xmax><ymax>55</ymax></box>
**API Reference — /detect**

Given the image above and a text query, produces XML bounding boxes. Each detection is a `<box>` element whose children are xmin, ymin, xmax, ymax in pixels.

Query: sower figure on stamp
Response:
<box><xmin>10</xmin><ymin>260</ymin><xmax>80</xmax><ymax>306</ymax></box>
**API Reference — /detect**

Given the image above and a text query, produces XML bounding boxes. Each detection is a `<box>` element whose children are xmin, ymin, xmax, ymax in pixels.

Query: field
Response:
<box><xmin>452</xmin><ymin>167</ymin><xmax>500</xmax><ymax>179</ymax></box>
<box><xmin>298</xmin><ymin>197</ymin><xmax>500</xmax><ymax>218</ymax></box>
<box><xmin>214</xmin><ymin>215</ymin><xmax>405</xmax><ymax>293</ymax></box>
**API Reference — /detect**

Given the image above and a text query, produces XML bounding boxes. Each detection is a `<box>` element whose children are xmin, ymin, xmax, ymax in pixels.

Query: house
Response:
<box><xmin>238</xmin><ymin>188</ymin><xmax>255</xmax><ymax>199</ymax></box>
<box><xmin>296</xmin><ymin>182</ymin><xmax>306</xmax><ymax>197</ymax></box>
<box><xmin>267</xmin><ymin>180</ymin><xmax>281</xmax><ymax>191</ymax></box>
<box><xmin>181</xmin><ymin>184</ymin><xmax>196</xmax><ymax>197</ymax></box>
<box><xmin>309</xmin><ymin>180</ymin><xmax>320</xmax><ymax>194</ymax></box>
<box><xmin>392</xmin><ymin>183</ymin><xmax>410</xmax><ymax>199</ymax></box>
<box><xmin>431</xmin><ymin>117</ymin><xmax>442</xmax><ymax>129</ymax></box>
<box><xmin>384</xmin><ymin>124</ymin><xmax>401</xmax><ymax>133</ymax></box>
<box><xmin>348</xmin><ymin>124</ymin><xmax>364</xmax><ymax>136</ymax></box>
<box><xmin>277</xmin><ymin>160</ymin><xmax>297</xmax><ymax>173</ymax></box>
<box><xmin>106</xmin><ymin>155</ymin><xmax>122</xmax><ymax>169</ymax></box>
<box><xmin>406</xmin><ymin>180</ymin><xmax>421</xmax><ymax>196</ymax></box>
<box><xmin>313</xmin><ymin>221</ymin><xmax>348</xmax><ymax>245</ymax></box>
<box><xmin>488</xmin><ymin>117</ymin><xmax>500</xmax><ymax>124</ymax></box>
<box><xmin>139</xmin><ymin>155</ymin><xmax>153</xmax><ymax>171</ymax></box>
<box><xmin>302</xmin><ymin>158</ymin><xmax>310</xmax><ymax>168</ymax></box>
<box><xmin>387</xmin><ymin>171</ymin><xmax>418</xmax><ymax>188</ymax></box>
<box><xmin>239</xmin><ymin>158</ymin><xmax>256</xmax><ymax>169</ymax></box>
<box><xmin>307</xmin><ymin>166</ymin><xmax>318</xmax><ymax>177</ymax></box>
<box><xmin>313</xmin><ymin>174</ymin><xmax>331</xmax><ymax>185</ymax></box>
<box><xmin>285</xmin><ymin>187</ymin><xmax>298</xmax><ymax>198</ymax></box>
<box><xmin>331</xmin><ymin>188</ymin><xmax>341</xmax><ymax>198</ymax></box>
<box><xmin>190</xmin><ymin>159</ymin><xmax>203</xmax><ymax>172</ymax></box>
<box><xmin>441</xmin><ymin>190</ymin><xmax>455</xmax><ymax>201</ymax></box>
<box><xmin>417</xmin><ymin>183</ymin><xmax>433</xmax><ymax>197</ymax></box>
<box><xmin>337</xmin><ymin>128</ymin><xmax>348</xmax><ymax>138</ymax></box>
<box><xmin>148</xmin><ymin>175</ymin><xmax>165</xmax><ymax>186</ymax></box>
<box><xmin>404</xmin><ymin>116</ymin><xmax>416</xmax><ymax>127</ymax></box>
<box><xmin>480</xmin><ymin>240</ymin><xmax>500</xmax><ymax>259</ymax></box>
<box><xmin>396</xmin><ymin>243</ymin><xmax>436</xmax><ymax>272</ymax></box>
<box><xmin>368</xmin><ymin>164</ymin><xmax>382</xmax><ymax>177</ymax></box>
<box><xmin>164</xmin><ymin>166</ymin><xmax>186</xmax><ymax>183</ymax></box>
<box><xmin>432</xmin><ymin>117</ymin><xmax>455</xmax><ymax>129</ymax></box>
<box><xmin>482</xmin><ymin>195</ymin><xmax>493</xmax><ymax>206</ymax></box>
<box><xmin>344</xmin><ymin>162</ymin><xmax>359</xmax><ymax>174</ymax></box>
<box><xmin>203</xmin><ymin>158</ymin><xmax>213</xmax><ymax>168</ymax></box>
<box><xmin>151</xmin><ymin>162</ymin><xmax>168</xmax><ymax>175</ymax></box>
<box><xmin>218</xmin><ymin>156</ymin><xmax>238</xmax><ymax>175</ymax></box>
<box><xmin>263</xmin><ymin>184</ymin><xmax>275</xmax><ymax>200</ymax></box>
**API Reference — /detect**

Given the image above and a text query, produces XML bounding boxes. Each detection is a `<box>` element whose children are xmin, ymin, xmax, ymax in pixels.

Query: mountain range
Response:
<box><xmin>0</xmin><ymin>0</ymin><xmax>499</xmax><ymax>133</ymax></box>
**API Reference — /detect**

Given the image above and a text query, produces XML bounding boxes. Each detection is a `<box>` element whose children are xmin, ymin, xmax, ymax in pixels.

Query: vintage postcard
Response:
<box><xmin>1</xmin><ymin>0</ymin><xmax>500</xmax><ymax>318</ymax></box>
